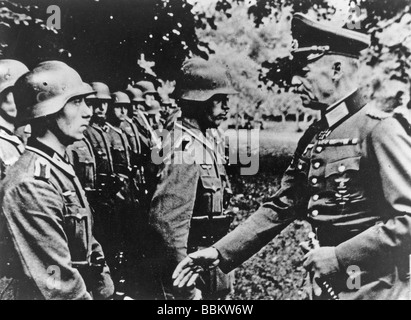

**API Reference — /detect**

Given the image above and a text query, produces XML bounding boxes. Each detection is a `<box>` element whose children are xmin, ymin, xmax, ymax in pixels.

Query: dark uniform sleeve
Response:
<box><xmin>2</xmin><ymin>178</ymin><xmax>92</xmax><ymax>300</ymax></box>
<box><xmin>89</xmin><ymin>237</ymin><xmax>115</xmax><ymax>300</ymax></box>
<box><xmin>149</xmin><ymin>157</ymin><xmax>200</xmax><ymax>272</ymax></box>
<box><xmin>214</xmin><ymin>127</ymin><xmax>316</xmax><ymax>273</ymax></box>
<box><xmin>336</xmin><ymin>117</ymin><xmax>411</xmax><ymax>271</ymax></box>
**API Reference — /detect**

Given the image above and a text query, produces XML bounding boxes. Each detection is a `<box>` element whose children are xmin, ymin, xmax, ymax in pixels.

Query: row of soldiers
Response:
<box><xmin>0</xmin><ymin>55</ymin><xmax>235</xmax><ymax>300</ymax></box>
<box><xmin>66</xmin><ymin>81</ymin><xmax>178</xmax><ymax>268</ymax></box>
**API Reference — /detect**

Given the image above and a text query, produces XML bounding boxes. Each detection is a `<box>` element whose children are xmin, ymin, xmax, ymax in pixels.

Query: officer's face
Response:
<box><xmin>55</xmin><ymin>96</ymin><xmax>92</xmax><ymax>143</ymax></box>
<box><xmin>113</xmin><ymin>104</ymin><xmax>127</xmax><ymax>122</ymax></box>
<box><xmin>291</xmin><ymin>55</ymin><xmax>340</xmax><ymax>110</ymax></box>
<box><xmin>0</xmin><ymin>88</ymin><xmax>17</xmax><ymax>120</ymax></box>
<box><xmin>204</xmin><ymin>95</ymin><xmax>230</xmax><ymax>128</ymax></box>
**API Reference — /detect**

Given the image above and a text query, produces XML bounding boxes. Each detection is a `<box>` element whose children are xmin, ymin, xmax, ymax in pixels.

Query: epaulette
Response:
<box><xmin>34</xmin><ymin>157</ymin><xmax>51</xmax><ymax>181</ymax></box>
<box><xmin>366</xmin><ymin>109</ymin><xmax>392</xmax><ymax>120</ymax></box>
<box><xmin>393</xmin><ymin>109</ymin><xmax>411</xmax><ymax>135</ymax></box>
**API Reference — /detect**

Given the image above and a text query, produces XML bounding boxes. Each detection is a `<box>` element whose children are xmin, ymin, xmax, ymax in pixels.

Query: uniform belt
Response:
<box><xmin>188</xmin><ymin>215</ymin><xmax>233</xmax><ymax>249</ymax></box>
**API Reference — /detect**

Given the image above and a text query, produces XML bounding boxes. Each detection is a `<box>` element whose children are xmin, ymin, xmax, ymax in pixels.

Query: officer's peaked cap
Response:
<box><xmin>291</xmin><ymin>13</ymin><xmax>371</xmax><ymax>59</ymax></box>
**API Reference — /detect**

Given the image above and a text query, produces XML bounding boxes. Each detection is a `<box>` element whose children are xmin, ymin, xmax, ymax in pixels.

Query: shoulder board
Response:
<box><xmin>34</xmin><ymin>157</ymin><xmax>51</xmax><ymax>181</ymax></box>
<box><xmin>393</xmin><ymin>109</ymin><xmax>411</xmax><ymax>135</ymax></box>
<box><xmin>0</xmin><ymin>130</ymin><xmax>22</xmax><ymax>146</ymax></box>
<box><xmin>366</xmin><ymin>109</ymin><xmax>392</xmax><ymax>120</ymax></box>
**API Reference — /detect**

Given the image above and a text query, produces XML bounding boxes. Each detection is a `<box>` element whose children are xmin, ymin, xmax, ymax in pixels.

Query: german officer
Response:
<box><xmin>0</xmin><ymin>61</ymin><xmax>114</xmax><ymax>300</ymax></box>
<box><xmin>0</xmin><ymin>60</ymin><xmax>29</xmax><ymax>180</ymax></box>
<box><xmin>173</xmin><ymin>14</ymin><xmax>411</xmax><ymax>300</ymax></box>
<box><xmin>148</xmin><ymin>57</ymin><xmax>238</xmax><ymax>300</ymax></box>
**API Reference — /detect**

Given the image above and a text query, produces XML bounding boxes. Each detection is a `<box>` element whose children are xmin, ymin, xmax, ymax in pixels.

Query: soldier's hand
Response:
<box><xmin>172</xmin><ymin>248</ymin><xmax>220</xmax><ymax>289</ymax></box>
<box><xmin>303</xmin><ymin>247</ymin><xmax>339</xmax><ymax>278</ymax></box>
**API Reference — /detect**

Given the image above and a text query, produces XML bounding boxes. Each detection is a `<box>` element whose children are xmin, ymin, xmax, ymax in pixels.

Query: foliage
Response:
<box><xmin>0</xmin><ymin>0</ymin><xmax>213</xmax><ymax>89</ymax></box>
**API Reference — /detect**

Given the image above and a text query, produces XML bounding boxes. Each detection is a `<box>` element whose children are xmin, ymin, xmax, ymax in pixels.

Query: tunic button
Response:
<box><xmin>316</xmin><ymin>147</ymin><xmax>323</xmax><ymax>153</ymax></box>
<box><xmin>312</xmin><ymin>195</ymin><xmax>320</xmax><ymax>201</ymax></box>
<box><xmin>313</xmin><ymin>162</ymin><xmax>321</xmax><ymax>169</ymax></box>
<box><xmin>338</xmin><ymin>165</ymin><xmax>346</xmax><ymax>173</ymax></box>
<box><xmin>311</xmin><ymin>178</ymin><xmax>318</xmax><ymax>185</ymax></box>
<box><xmin>311</xmin><ymin>210</ymin><xmax>319</xmax><ymax>217</ymax></box>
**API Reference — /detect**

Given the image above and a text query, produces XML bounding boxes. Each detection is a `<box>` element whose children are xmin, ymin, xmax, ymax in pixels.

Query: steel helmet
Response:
<box><xmin>0</xmin><ymin>59</ymin><xmax>29</xmax><ymax>94</ymax></box>
<box><xmin>125</xmin><ymin>86</ymin><xmax>145</xmax><ymax>102</ymax></box>
<box><xmin>90</xmin><ymin>82</ymin><xmax>112</xmax><ymax>100</ymax></box>
<box><xmin>14</xmin><ymin>61</ymin><xmax>94</xmax><ymax>123</ymax></box>
<box><xmin>112</xmin><ymin>91</ymin><xmax>131</xmax><ymax>104</ymax></box>
<box><xmin>178</xmin><ymin>58</ymin><xmax>237</xmax><ymax>101</ymax></box>
<box><xmin>84</xmin><ymin>83</ymin><xmax>97</xmax><ymax>100</ymax></box>
<box><xmin>135</xmin><ymin>80</ymin><xmax>158</xmax><ymax>96</ymax></box>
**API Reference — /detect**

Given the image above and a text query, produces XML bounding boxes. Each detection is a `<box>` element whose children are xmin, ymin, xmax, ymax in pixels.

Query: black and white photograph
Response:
<box><xmin>0</xmin><ymin>0</ymin><xmax>410</xmax><ymax>303</ymax></box>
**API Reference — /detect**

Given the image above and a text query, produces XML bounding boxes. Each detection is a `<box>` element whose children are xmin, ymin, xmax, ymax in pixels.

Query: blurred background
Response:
<box><xmin>1</xmin><ymin>0</ymin><xmax>410</xmax><ymax>299</ymax></box>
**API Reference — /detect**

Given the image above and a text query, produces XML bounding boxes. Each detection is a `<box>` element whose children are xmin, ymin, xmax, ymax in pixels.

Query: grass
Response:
<box><xmin>225</xmin><ymin>126</ymin><xmax>313</xmax><ymax>300</ymax></box>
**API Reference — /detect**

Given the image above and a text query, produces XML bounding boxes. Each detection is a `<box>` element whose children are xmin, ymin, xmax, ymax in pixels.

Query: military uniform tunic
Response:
<box><xmin>0</xmin><ymin>139</ymin><xmax>114</xmax><ymax>300</ymax></box>
<box><xmin>67</xmin><ymin>138</ymin><xmax>96</xmax><ymax>192</ymax></box>
<box><xmin>148</xmin><ymin>117</ymin><xmax>233</xmax><ymax>299</ymax></box>
<box><xmin>84</xmin><ymin>123</ymin><xmax>114</xmax><ymax>178</ymax></box>
<box><xmin>213</xmin><ymin>90</ymin><xmax>411</xmax><ymax>300</ymax></box>
<box><xmin>0</xmin><ymin>127</ymin><xmax>24</xmax><ymax>180</ymax></box>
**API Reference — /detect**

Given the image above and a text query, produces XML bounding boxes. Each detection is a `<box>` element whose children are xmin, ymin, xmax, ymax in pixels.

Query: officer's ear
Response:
<box><xmin>332</xmin><ymin>61</ymin><xmax>344</xmax><ymax>82</ymax></box>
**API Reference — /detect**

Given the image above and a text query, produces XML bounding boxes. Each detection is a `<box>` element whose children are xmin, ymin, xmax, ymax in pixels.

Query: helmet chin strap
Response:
<box><xmin>47</xmin><ymin>115</ymin><xmax>76</xmax><ymax>149</ymax></box>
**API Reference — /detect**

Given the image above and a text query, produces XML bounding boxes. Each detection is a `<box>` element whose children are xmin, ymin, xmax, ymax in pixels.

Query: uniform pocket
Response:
<box><xmin>199</xmin><ymin>176</ymin><xmax>223</xmax><ymax>214</ymax></box>
<box><xmin>324</xmin><ymin>156</ymin><xmax>363</xmax><ymax>202</ymax></box>
<box><xmin>325</xmin><ymin>156</ymin><xmax>361</xmax><ymax>178</ymax></box>
<box><xmin>64</xmin><ymin>204</ymin><xmax>89</xmax><ymax>264</ymax></box>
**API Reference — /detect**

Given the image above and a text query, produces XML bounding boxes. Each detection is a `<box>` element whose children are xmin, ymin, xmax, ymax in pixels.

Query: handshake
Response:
<box><xmin>172</xmin><ymin>243</ymin><xmax>340</xmax><ymax>299</ymax></box>
<box><xmin>172</xmin><ymin>247</ymin><xmax>221</xmax><ymax>290</ymax></box>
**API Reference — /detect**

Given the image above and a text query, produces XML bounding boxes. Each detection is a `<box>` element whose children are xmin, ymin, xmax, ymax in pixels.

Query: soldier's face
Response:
<box><xmin>55</xmin><ymin>96</ymin><xmax>92</xmax><ymax>144</ymax></box>
<box><xmin>113</xmin><ymin>104</ymin><xmax>127</xmax><ymax>122</ymax></box>
<box><xmin>132</xmin><ymin>102</ymin><xmax>145</xmax><ymax>116</ymax></box>
<box><xmin>93</xmin><ymin>100</ymin><xmax>109</xmax><ymax>119</ymax></box>
<box><xmin>0</xmin><ymin>88</ymin><xmax>17</xmax><ymax>121</ymax></box>
<box><xmin>204</xmin><ymin>95</ymin><xmax>230</xmax><ymax>128</ymax></box>
<box><xmin>292</xmin><ymin>56</ymin><xmax>340</xmax><ymax>110</ymax></box>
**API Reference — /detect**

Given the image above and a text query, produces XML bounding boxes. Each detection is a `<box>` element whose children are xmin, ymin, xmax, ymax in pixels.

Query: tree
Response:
<box><xmin>0</xmin><ymin>0</ymin><xmax>215</xmax><ymax>90</ymax></box>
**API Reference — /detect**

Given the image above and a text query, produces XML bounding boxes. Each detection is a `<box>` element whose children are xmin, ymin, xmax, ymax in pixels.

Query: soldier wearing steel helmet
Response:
<box><xmin>134</xmin><ymin>80</ymin><xmax>162</xmax><ymax>149</ymax></box>
<box><xmin>0</xmin><ymin>61</ymin><xmax>114</xmax><ymax>300</ymax></box>
<box><xmin>125</xmin><ymin>86</ymin><xmax>152</xmax><ymax>155</ymax></box>
<box><xmin>174</xmin><ymin>14</ymin><xmax>411</xmax><ymax>300</ymax></box>
<box><xmin>81</xmin><ymin>82</ymin><xmax>122</xmax><ymax>268</ymax></box>
<box><xmin>0</xmin><ymin>59</ymin><xmax>29</xmax><ymax>180</ymax></box>
<box><xmin>66</xmin><ymin>84</ymin><xmax>98</xmax><ymax>194</ymax></box>
<box><xmin>146</xmin><ymin>57</ymin><xmax>238</xmax><ymax>300</ymax></box>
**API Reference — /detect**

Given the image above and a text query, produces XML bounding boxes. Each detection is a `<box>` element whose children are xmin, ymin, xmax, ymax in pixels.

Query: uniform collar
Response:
<box><xmin>27</xmin><ymin>138</ymin><xmax>75</xmax><ymax>177</ymax></box>
<box><xmin>91</xmin><ymin>122</ymin><xmax>109</xmax><ymax>132</ymax></box>
<box><xmin>0</xmin><ymin>125</ymin><xmax>15</xmax><ymax>136</ymax></box>
<box><xmin>181</xmin><ymin>117</ymin><xmax>202</xmax><ymax>132</ymax></box>
<box><xmin>0</xmin><ymin>126</ymin><xmax>24</xmax><ymax>152</ymax></box>
<box><xmin>106</xmin><ymin>122</ymin><xmax>123</xmax><ymax>135</ymax></box>
<box><xmin>323</xmin><ymin>89</ymin><xmax>367</xmax><ymax>129</ymax></box>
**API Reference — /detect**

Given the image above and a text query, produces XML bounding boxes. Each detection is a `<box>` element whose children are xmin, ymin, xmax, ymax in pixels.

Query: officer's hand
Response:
<box><xmin>172</xmin><ymin>248</ymin><xmax>220</xmax><ymax>289</ymax></box>
<box><xmin>303</xmin><ymin>247</ymin><xmax>339</xmax><ymax>278</ymax></box>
